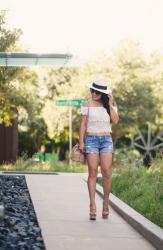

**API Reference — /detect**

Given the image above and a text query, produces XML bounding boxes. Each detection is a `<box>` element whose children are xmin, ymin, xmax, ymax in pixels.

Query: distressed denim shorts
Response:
<box><xmin>84</xmin><ymin>135</ymin><xmax>114</xmax><ymax>154</ymax></box>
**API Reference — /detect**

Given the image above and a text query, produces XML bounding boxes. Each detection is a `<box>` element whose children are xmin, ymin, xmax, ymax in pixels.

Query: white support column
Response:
<box><xmin>69</xmin><ymin>104</ymin><xmax>72</xmax><ymax>166</ymax></box>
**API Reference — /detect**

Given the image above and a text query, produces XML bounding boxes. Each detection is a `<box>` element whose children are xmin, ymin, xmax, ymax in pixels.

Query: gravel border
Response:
<box><xmin>0</xmin><ymin>175</ymin><xmax>46</xmax><ymax>249</ymax></box>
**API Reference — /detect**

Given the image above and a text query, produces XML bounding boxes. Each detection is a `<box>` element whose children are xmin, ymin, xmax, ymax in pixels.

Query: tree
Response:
<box><xmin>0</xmin><ymin>10</ymin><xmax>24</xmax><ymax>125</ymax></box>
<box><xmin>111</xmin><ymin>41</ymin><xmax>162</xmax><ymax>145</ymax></box>
<box><xmin>0</xmin><ymin>11</ymin><xmax>47</xmax><ymax>160</ymax></box>
<box><xmin>40</xmin><ymin>40</ymin><xmax>163</xmax><ymax>160</ymax></box>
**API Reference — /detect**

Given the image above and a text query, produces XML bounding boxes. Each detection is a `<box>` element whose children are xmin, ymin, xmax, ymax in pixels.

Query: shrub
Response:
<box><xmin>110</xmin><ymin>155</ymin><xmax>163</xmax><ymax>228</ymax></box>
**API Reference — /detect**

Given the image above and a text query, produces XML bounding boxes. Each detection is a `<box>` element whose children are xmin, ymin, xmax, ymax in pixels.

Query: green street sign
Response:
<box><xmin>56</xmin><ymin>99</ymin><xmax>85</xmax><ymax>107</ymax></box>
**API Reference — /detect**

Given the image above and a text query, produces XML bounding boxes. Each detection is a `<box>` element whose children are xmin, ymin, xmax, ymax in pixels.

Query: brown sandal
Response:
<box><xmin>102</xmin><ymin>200</ymin><xmax>109</xmax><ymax>219</ymax></box>
<box><xmin>89</xmin><ymin>204</ymin><xmax>96</xmax><ymax>220</ymax></box>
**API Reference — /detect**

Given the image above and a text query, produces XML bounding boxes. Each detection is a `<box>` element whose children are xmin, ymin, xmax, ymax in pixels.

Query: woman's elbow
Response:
<box><xmin>80</xmin><ymin>120</ymin><xmax>87</xmax><ymax>130</ymax></box>
<box><xmin>112</xmin><ymin>116</ymin><xmax>119</xmax><ymax>124</ymax></box>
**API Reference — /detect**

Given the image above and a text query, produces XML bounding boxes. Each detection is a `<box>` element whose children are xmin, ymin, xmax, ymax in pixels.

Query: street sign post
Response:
<box><xmin>56</xmin><ymin>99</ymin><xmax>85</xmax><ymax>107</ymax></box>
<box><xmin>56</xmin><ymin>99</ymin><xmax>85</xmax><ymax>165</ymax></box>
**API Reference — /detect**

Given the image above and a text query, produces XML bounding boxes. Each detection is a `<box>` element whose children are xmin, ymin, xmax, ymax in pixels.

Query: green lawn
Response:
<box><xmin>0</xmin><ymin>157</ymin><xmax>88</xmax><ymax>173</ymax></box>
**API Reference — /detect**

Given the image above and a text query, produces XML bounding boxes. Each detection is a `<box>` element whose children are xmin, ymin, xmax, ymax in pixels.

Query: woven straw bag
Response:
<box><xmin>71</xmin><ymin>143</ymin><xmax>85</xmax><ymax>163</ymax></box>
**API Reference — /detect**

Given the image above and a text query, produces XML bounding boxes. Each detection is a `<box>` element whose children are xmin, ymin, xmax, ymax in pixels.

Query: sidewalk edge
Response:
<box><xmin>96</xmin><ymin>181</ymin><xmax>163</xmax><ymax>250</ymax></box>
<box><xmin>82</xmin><ymin>177</ymin><xmax>163</xmax><ymax>250</ymax></box>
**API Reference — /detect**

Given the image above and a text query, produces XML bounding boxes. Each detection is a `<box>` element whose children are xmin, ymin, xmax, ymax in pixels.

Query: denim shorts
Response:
<box><xmin>84</xmin><ymin>135</ymin><xmax>114</xmax><ymax>154</ymax></box>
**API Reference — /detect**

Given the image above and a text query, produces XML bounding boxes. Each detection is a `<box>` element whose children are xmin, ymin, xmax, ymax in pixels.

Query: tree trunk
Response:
<box><xmin>0</xmin><ymin>117</ymin><xmax>18</xmax><ymax>165</ymax></box>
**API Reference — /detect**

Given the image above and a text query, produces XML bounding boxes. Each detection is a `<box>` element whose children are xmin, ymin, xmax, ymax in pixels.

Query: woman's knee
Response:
<box><xmin>102</xmin><ymin>168</ymin><xmax>111</xmax><ymax>179</ymax></box>
<box><xmin>88</xmin><ymin>169</ymin><xmax>98</xmax><ymax>178</ymax></box>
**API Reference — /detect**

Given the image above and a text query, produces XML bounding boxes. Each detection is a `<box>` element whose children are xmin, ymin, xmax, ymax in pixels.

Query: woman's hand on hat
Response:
<box><xmin>107</xmin><ymin>93</ymin><xmax>114</xmax><ymax>106</ymax></box>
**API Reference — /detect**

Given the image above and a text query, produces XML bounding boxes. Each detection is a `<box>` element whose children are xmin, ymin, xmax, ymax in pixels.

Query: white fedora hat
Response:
<box><xmin>88</xmin><ymin>76</ymin><xmax>112</xmax><ymax>94</ymax></box>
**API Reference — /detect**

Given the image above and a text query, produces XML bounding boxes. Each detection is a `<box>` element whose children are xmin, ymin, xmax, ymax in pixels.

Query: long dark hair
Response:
<box><xmin>101</xmin><ymin>94</ymin><xmax>111</xmax><ymax>122</ymax></box>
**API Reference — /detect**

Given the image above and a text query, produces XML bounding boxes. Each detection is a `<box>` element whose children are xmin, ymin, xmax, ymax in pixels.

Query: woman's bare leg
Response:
<box><xmin>87</xmin><ymin>153</ymin><xmax>99</xmax><ymax>208</ymax></box>
<box><xmin>100</xmin><ymin>153</ymin><xmax>112</xmax><ymax>203</ymax></box>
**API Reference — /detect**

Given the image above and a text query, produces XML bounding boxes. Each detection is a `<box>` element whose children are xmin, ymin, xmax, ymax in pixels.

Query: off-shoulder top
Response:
<box><xmin>80</xmin><ymin>106</ymin><xmax>113</xmax><ymax>134</ymax></box>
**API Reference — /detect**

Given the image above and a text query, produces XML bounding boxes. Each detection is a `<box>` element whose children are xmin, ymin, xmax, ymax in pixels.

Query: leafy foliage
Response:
<box><xmin>0</xmin><ymin>11</ymin><xmax>162</xmax><ymax>159</ymax></box>
<box><xmin>111</xmin><ymin>158</ymin><xmax>163</xmax><ymax>228</ymax></box>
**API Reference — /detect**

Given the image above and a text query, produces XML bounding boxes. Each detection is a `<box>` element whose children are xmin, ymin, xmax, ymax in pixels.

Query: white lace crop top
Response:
<box><xmin>80</xmin><ymin>106</ymin><xmax>112</xmax><ymax>134</ymax></box>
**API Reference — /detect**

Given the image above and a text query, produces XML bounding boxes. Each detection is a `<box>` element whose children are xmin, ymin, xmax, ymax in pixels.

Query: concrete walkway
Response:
<box><xmin>26</xmin><ymin>173</ymin><xmax>156</xmax><ymax>250</ymax></box>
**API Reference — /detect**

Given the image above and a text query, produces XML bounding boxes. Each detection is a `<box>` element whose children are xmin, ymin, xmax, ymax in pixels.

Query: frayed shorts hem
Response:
<box><xmin>85</xmin><ymin>150</ymin><xmax>113</xmax><ymax>154</ymax></box>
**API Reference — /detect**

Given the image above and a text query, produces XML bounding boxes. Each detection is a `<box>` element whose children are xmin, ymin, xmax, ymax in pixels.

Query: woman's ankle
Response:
<box><xmin>90</xmin><ymin>201</ymin><xmax>96</xmax><ymax>207</ymax></box>
<box><xmin>103</xmin><ymin>197</ymin><xmax>109</xmax><ymax>203</ymax></box>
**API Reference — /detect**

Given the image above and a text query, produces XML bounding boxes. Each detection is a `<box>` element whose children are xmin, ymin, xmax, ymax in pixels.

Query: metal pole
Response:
<box><xmin>69</xmin><ymin>104</ymin><xmax>72</xmax><ymax>166</ymax></box>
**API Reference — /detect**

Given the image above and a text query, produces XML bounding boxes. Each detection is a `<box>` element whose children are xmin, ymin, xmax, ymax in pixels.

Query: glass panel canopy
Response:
<box><xmin>0</xmin><ymin>53</ymin><xmax>72</xmax><ymax>66</ymax></box>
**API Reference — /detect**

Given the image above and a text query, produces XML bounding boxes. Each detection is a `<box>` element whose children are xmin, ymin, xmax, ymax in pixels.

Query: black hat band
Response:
<box><xmin>92</xmin><ymin>83</ymin><xmax>107</xmax><ymax>90</ymax></box>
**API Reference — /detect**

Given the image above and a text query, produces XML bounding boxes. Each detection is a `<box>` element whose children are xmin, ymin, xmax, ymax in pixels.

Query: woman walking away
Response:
<box><xmin>79</xmin><ymin>77</ymin><xmax>119</xmax><ymax>220</ymax></box>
